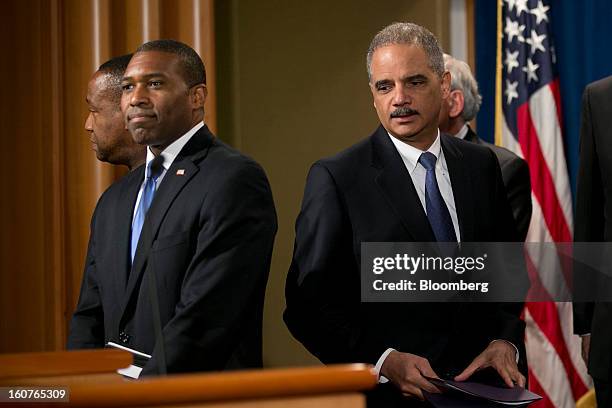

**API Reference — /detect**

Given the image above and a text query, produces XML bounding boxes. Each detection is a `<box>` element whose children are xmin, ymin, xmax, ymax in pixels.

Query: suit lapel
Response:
<box><xmin>113</xmin><ymin>167</ymin><xmax>144</xmax><ymax>294</ymax></box>
<box><xmin>371</xmin><ymin>127</ymin><xmax>436</xmax><ymax>242</ymax></box>
<box><xmin>120</xmin><ymin>126</ymin><xmax>214</xmax><ymax>320</ymax></box>
<box><xmin>441</xmin><ymin>135</ymin><xmax>475</xmax><ymax>242</ymax></box>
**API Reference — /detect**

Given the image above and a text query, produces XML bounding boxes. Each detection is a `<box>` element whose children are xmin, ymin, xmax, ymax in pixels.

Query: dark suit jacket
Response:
<box><xmin>68</xmin><ymin>125</ymin><xmax>277</xmax><ymax>375</ymax></box>
<box><xmin>573</xmin><ymin>76</ymin><xmax>612</xmax><ymax>381</ymax></box>
<box><xmin>284</xmin><ymin>126</ymin><xmax>526</xmax><ymax>405</ymax></box>
<box><xmin>464</xmin><ymin>127</ymin><xmax>532</xmax><ymax>241</ymax></box>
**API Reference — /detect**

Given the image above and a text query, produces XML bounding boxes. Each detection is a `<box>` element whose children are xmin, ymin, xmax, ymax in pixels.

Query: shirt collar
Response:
<box><xmin>144</xmin><ymin>121</ymin><xmax>205</xmax><ymax>176</ymax></box>
<box><xmin>455</xmin><ymin>123</ymin><xmax>469</xmax><ymax>140</ymax></box>
<box><xmin>388</xmin><ymin>129</ymin><xmax>442</xmax><ymax>173</ymax></box>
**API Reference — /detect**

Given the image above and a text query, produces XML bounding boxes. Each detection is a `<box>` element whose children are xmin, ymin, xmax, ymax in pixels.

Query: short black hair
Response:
<box><xmin>135</xmin><ymin>39</ymin><xmax>206</xmax><ymax>87</ymax></box>
<box><xmin>97</xmin><ymin>53</ymin><xmax>133</xmax><ymax>102</ymax></box>
<box><xmin>99</xmin><ymin>53</ymin><xmax>133</xmax><ymax>78</ymax></box>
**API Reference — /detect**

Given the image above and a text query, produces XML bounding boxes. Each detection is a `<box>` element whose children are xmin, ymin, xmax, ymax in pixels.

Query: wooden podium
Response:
<box><xmin>0</xmin><ymin>349</ymin><xmax>377</xmax><ymax>407</ymax></box>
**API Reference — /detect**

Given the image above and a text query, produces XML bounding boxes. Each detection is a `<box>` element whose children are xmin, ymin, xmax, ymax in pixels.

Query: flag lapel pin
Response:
<box><xmin>176</xmin><ymin>169</ymin><xmax>185</xmax><ymax>176</ymax></box>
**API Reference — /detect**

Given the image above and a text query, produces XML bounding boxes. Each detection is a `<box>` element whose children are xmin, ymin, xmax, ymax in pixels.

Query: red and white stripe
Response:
<box><xmin>500</xmin><ymin>82</ymin><xmax>591</xmax><ymax>407</ymax></box>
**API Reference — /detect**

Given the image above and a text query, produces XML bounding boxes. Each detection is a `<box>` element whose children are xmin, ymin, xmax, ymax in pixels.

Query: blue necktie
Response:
<box><xmin>131</xmin><ymin>158</ymin><xmax>163</xmax><ymax>263</ymax></box>
<box><xmin>418</xmin><ymin>152</ymin><xmax>457</xmax><ymax>242</ymax></box>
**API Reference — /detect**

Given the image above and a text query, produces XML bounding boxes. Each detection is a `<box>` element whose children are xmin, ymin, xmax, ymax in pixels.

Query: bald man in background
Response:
<box><xmin>438</xmin><ymin>54</ymin><xmax>531</xmax><ymax>240</ymax></box>
<box><xmin>85</xmin><ymin>54</ymin><xmax>146</xmax><ymax>171</ymax></box>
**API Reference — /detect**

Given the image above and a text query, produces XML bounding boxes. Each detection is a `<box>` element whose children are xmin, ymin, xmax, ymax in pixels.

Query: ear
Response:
<box><xmin>191</xmin><ymin>84</ymin><xmax>207</xmax><ymax>109</ymax></box>
<box><xmin>448</xmin><ymin>90</ymin><xmax>465</xmax><ymax>119</ymax></box>
<box><xmin>440</xmin><ymin>71</ymin><xmax>451</xmax><ymax>99</ymax></box>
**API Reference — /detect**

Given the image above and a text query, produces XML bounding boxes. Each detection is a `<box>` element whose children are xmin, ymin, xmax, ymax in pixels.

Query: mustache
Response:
<box><xmin>390</xmin><ymin>107</ymin><xmax>418</xmax><ymax>118</ymax></box>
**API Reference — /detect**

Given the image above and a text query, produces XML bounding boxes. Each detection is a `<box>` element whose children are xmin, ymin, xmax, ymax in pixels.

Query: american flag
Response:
<box><xmin>496</xmin><ymin>0</ymin><xmax>591</xmax><ymax>406</ymax></box>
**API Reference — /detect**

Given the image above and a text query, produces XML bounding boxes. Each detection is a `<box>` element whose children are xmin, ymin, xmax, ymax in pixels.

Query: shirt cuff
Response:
<box><xmin>580</xmin><ymin>333</ymin><xmax>591</xmax><ymax>337</ymax></box>
<box><xmin>374</xmin><ymin>348</ymin><xmax>395</xmax><ymax>383</ymax></box>
<box><xmin>491</xmin><ymin>339</ymin><xmax>519</xmax><ymax>363</ymax></box>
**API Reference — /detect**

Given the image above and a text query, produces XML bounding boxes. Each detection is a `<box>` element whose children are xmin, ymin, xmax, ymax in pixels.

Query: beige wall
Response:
<box><xmin>215</xmin><ymin>0</ymin><xmax>450</xmax><ymax>367</ymax></box>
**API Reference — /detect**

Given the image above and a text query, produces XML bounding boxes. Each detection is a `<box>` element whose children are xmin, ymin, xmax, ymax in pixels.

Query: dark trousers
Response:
<box><xmin>366</xmin><ymin>383</ymin><xmax>428</xmax><ymax>408</ymax></box>
<box><xmin>595</xmin><ymin>378</ymin><xmax>611</xmax><ymax>407</ymax></box>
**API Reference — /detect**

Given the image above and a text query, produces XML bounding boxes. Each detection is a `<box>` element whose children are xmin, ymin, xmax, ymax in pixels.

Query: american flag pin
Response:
<box><xmin>176</xmin><ymin>169</ymin><xmax>185</xmax><ymax>176</ymax></box>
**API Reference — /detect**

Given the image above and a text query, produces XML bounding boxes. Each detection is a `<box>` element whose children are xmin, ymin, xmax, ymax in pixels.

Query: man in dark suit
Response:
<box><xmin>573</xmin><ymin>75</ymin><xmax>612</xmax><ymax>406</ymax></box>
<box><xmin>68</xmin><ymin>40</ymin><xmax>277</xmax><ymax>375</ymax></box>
<box><xmin>284</xmin><ymin>22</ymin><xmax>526</xmax><ymax>406</ymax></box>
<box><xmin>438</xmin><ymin>54</ymin><xmax>532</xmax><ymax>241</ymax></box>
<box><xmin>85</xmin><ymin>54</ymin><xmax>146</xmax><ymax>171</ymax></box>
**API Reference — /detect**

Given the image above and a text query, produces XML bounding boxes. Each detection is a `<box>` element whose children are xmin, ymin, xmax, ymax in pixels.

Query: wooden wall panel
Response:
<box><xmin>159</xmin><ymin>0</ymin><xmax>217</xmax><ymax>131</ymax></box>
<box><xmin>0</xmin><ymin>0</ymin><xmax>66</xmax><ymax>352</ymax></box>
<box><xmin>62</xmin><ymin>0</ymin><xmax>112</xmax><ymax>331</ymax></box>
<box><xmin>45</xmin><ymin>0</ymin><xmax>69</xmax><ymax>351</ymax></box>
<box><xmin>0</xmin><ymin>0</ymin><xmax>216</xmax><ymax>353</ymax></box>
<box><xmin>143</xmin><ymin>0</ymin><xmax>161</xmax><ymax>42</ymax></box>
<box><xmin>199</xmin><ymin>0</ymin><xmax>217</xmax><ymax>133</ymax></box>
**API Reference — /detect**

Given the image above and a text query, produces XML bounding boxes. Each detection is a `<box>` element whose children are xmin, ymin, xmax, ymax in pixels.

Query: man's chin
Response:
<box><xmin>95</xmin><ymin>152</ymin><xmax>107</xmax><ymax>162</ymax></box>
<box><xmin>388</xmin><ymin>124</ymin><xmax>421</xmax><ymax>140</ymax></box>
<box><xmin>388</xmin><ymin>124</ymin><xmax>438</xmax><ymax>147</ymax></box>
<box><xmin>130</xmin><ymin>128</ymin><xmax>156</xmax><ymax>145</ymax></box>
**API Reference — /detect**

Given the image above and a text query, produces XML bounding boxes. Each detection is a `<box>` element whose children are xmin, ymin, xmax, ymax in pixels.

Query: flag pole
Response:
<box><xmin>494</xmin><ymin>0</ymin><xmax>503</xmax><ymax>146</ymax></box>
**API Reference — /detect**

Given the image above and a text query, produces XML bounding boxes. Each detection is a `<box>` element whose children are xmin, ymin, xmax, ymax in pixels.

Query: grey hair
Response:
<box><xmin>443</xmin><ymin>53</ymin><xmax>482</xmax><ymax>121</ymax></box>
<box><xmin>366</xmin><ymin>22</ymin><xmax>445</xmax><ymax>82</ymax></box>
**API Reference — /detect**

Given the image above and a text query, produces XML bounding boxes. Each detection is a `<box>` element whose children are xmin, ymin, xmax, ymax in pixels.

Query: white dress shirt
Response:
<box><xmin>455</xmin><ymin>123</ymin><xmax>469</xmax><ymax>140</ymax></box>
<box><xmin>375</xmin><ymin>130</ymin><xmax>460</xmax><ymax>383</ymax></box>
<box><xmin>132</xmin><ymin>121</ymin><xmax>205</xmax><ymax>222</ymax></box>
<box><xmin>388</xmin><ymin>130</ymin><xmax>461</xmax><ymax>241</ymax></box>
